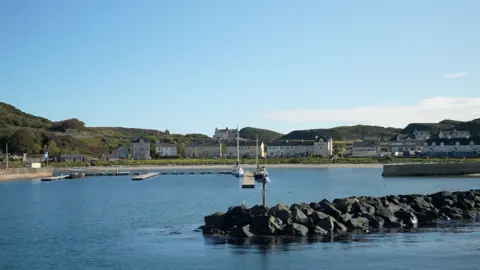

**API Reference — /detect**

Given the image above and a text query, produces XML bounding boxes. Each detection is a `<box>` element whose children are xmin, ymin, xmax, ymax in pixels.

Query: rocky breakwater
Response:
<box><xmin>202</xmin><ymin>189</ymin><xmax>480</xmax><ymax>238</ymax></box>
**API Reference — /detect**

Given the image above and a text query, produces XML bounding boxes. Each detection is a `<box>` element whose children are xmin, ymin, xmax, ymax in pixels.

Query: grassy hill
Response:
<box><xmin>0</xmin><ymin>103</ymin><xmax>209</xmax><ymax>157</ymax></box>
<box><xmin>280</xmin><ymin>125</ymin><xmax>401</xmax><ymax>141</ymax></box>
<box><xmin>239</xmin><ymin>127</ymin><xmax>283</xmax><ymax>140</ymax></box>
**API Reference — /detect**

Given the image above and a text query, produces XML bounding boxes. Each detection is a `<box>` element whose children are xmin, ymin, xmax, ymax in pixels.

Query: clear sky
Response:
<box><xmin>1</xmin><ymin>0</ymin><xmax>479</xmax><ymax>135</ymax></box>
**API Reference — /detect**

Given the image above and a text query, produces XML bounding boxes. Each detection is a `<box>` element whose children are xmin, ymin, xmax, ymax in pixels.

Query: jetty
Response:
<box><xmin>41</xmin><ymin>175</ymin><xmax>70</xmax><ymax>181</ymax></box>
<box><xmin>382</xmin><ymin>163</ymin><xmax>480</xmax><ymax>177</ymax></box>
<box><xmin>202</xmin><ymin>189</ymin><xmax>480</xmax><ymax>239</ymax></box>
<box><xmin>132</xmin><ymin>172</ymin><xmax>160</xmax><ymax>181</ymax></box>
<box><xmin>241</xmin><ymin>172</ymin><xmax>255</xmax><ymax>189</ymax></box>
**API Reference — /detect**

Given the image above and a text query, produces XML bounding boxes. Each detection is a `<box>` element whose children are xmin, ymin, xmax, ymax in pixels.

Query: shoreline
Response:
<box><xmin>0</xmin><ymin>172</ymin><xmax>53</xmax><ymax>181</ymax></box>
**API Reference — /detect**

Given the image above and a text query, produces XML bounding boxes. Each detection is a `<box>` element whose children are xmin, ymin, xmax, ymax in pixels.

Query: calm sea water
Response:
<box><xmin>1</xmin><ymin>168</ymin><xmax>480</xmax><ymax>270</ymax></box>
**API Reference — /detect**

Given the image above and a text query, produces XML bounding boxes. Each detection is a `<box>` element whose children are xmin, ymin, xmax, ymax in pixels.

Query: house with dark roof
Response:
<box><xmin>267</xmin><ymin>140</ymin><xmax>314</xmax><ymax>157</ymax></box>
<box><xmin>438</xmin><ymin>129</ymin><xmax>471</xmax><ymax>139</ymax></box>
<box><xmin>213</xmin><ymin>127</ymin><xmax>240</xmax><ymax>141</ymax></box>
<box><xmin>422</xmin><ymin>137</ymin><xmax>480</xmax><ymax>157</ymax></box>
<box><xmin>102</xmin><ymin>153</ymin><xmax>120</xmax><ymax>161</ymax></box>
<box><xmin>186</xmin><ymin>141</ymin><xmax>221</xmax><ymax>158</ymax></box>
<box><xmin>59</xmin><ymin>154</ymin><xmax>87</xmax><ymax>163</ymax></box>
<box><xmin>225</xmin><ymin>140</ymin><xmax>264</xmax><ymax>158</ymax></box>
<box><xmin>396</xmin><ymin>129</ymin><xmax>430</xmax><ymax>141</ymax></box>
<box><xmin>352</xmin><ymin>141</ymin><xmax>379</xmax><ymax>157</ymax></box>
<box><xmin>155</xmin><ymin>142</ymin><xmax>177</xmax><ymax>157</ymax></box>
<box><xmin>131</xmin><ymin>138</ymin><xmax>150</xmax><ymax>160</ymax></box>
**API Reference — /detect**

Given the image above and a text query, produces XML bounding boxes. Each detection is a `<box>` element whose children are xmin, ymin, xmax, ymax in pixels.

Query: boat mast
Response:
<box><xmin>236</xmin><ymin>125</ymin><xmax>240</xmax><ymax>164</ymax></box>
<box><xmin>256</xmin><ymin>134</ymin><xmax>258</xmax><ymax>166</ymax></box>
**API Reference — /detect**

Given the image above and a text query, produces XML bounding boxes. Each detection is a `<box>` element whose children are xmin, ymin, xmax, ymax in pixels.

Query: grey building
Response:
<box><xmin>131</xmin><ymin>138</ymin><xmax>151</xmax><ymax>160</ymax></box>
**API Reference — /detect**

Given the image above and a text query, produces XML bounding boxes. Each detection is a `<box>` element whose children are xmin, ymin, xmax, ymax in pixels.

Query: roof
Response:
<box><xmin>131</xmin><ymin>138</ymin><xmax>150</xmax><ymax>143</ymax></box>
<box><xmin>102</xmin><ymin>153</ymin><xmax>118</xmax><ymax>158</ymax></box>
<box><xmin>396</xmin><ymin>134</ymin><xmax>416</xmax><ymax>140</ymax></box>
<box><xmin>352</xmin><ymin>141</ymin><xmax>377</xmax><ymax>148</ymax></box>
<box><xmin>425</xmin><ymin>137</ymin><xmax>480</xmax><ymax>146</ymax></box>
<box><xmin>224</xmin><ymin>140</ymin><xmax>262</xmax><ymax>147</ymax></box>
<box><xmin>155</xmin><ymin>142</ymin><xmax>177</xmax><ymax>148</ymax></box>
<box><xmin>314</xmin><ymin>135</ymin><xmax>332</xmax><ymax>142</ymax></box>
<box><xmin>267</xmin><ymin>140</ymin><xmax>314</xmax><ymax>147</ymax></box>
<box><xmin>186</xmin><ymin>141</ymin><xmax>220</xmax><ymax>147</ymax></box>
<box><xmin>60</xmin><ymin>154</ymin><xmax>85</xmax><ymax>158</ymax></box>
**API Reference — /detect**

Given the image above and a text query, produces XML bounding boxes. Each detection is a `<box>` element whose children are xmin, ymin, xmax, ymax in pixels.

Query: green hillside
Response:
<box><xmin>0</xmin><ymin>102</ymin><xmax>52</xmax><ymax>129</ymax></box>
<box><xmin>400</xmin><ymin>122</ymin><xmax>456</xmax><ymax>135</ymax></box>
<box><xmin>280</xmin><ymin>125</ymin><xmax>401</xmax><ymax>141</ymax></box>
<box><xmin>239</xmin><ymin>127</ymin><xmax>283</xmax><ymax>140</ymax></box>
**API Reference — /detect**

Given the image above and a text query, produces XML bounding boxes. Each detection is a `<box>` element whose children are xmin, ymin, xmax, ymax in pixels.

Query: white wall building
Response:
<box><xmin>314</xmin><ymin>135</ymin><xmax>333</xmax><ymax>157</ymax></box>
<box><xmin>397</xmin><ymin>129</ymin><xmax>430</xmax><ymax>141</ymax></box>
<box><xmin>225</xmin><ymin>140</ymin><xmax>265</xmax><ymax>158</ymax></box>
<box><xmin>423</xmin><ymin>138</ymin><xmax>480</xmax><ymax>157</ymax></box>
<box><xmin>155</xmin><ymin>143</ymin><xmax>178</xmax><ymax>157</ymax></box>
<box><xmin>438</xmin><ymin>129</ymin><xmax>471</xmax><ymax>139</ymax></box>
<box><xmin>267</xmin><ymin>140</ymin><xmax>314</xmax><ymax>158</ymax></box>
<box><xmin>213</xmin><ymin>127</ymin><xmax>239</xmax><ymax>141</ymax></box>
<box><xmin>131</xmin><ymin>138</ymin><xmax>151</xmax><ymax>160</ymax></box>
<box><xmin>186</xmin><ymin>141</ymin><xmax>222</xmax><ymax>158</ymax></box>
<box><xmin>352</xmin><ymin>141</ymin><xmax>379</xmax><ymax>157</ymax></box>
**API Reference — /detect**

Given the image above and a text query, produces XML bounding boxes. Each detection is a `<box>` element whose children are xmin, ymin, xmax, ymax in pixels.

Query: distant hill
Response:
<box><xmin>239</xmin><ymin>127</ymin><xmax>283</xmax><ymax>140</ymax></box>
<box><xmin>279</xmin><ymin>125</ymin><xmax>401</xmax><ymax>141</ymax></box>
<box><xmin>455</xmin><ymin>118</ymin><xmax>480</xmax><ymax>137</ymax></box>
<box><xmin>400</xmin><ymin>122</ymin><xmax>457</xmax><ymax>135</ymax></box>
<box><xmin>0</xmin><ymin>102</ymin><xmax>209</xmax><ymax>157</ymax></box>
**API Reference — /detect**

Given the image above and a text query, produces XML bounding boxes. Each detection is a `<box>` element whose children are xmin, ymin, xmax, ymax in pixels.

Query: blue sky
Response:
<box><xmin>1</xmin><ymin>0</ymin><xmax>479</xmax><ymax>135</ymax></box>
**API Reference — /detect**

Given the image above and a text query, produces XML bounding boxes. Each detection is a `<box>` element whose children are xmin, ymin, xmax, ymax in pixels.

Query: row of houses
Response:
<box><xmin>351</xmin><ymin>138</ymin><xmax>480</xmax><ymax>157</ymax></box>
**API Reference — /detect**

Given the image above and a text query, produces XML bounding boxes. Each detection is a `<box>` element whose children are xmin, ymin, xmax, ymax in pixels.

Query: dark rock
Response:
<box><xmin>202</xmin><ymin>226</ymin><xmax>225</xmax><ymax>236</ymax></box>
<box><xmin>333</xmin><ymin>197</ymin><xmax>358</xmax><ymax>213</ymax></box>
<box><xmin>283</xmin><ymin>223</ymin><xmax>309</xmax><ymax>236</ymax></box>
<box><xmin>318</xmin><ymin>201</ymin><xmax>342</xmax><ymax>219</ymax></box>
<box><xmin>386</xmin><ymin>195</ymin><xmax>401</xmax><ymax>205</ymax></box>
<box><xmin>339</xmin><ymin>213</ymin><xmax>352</xmax><ymax>224</ymax></box>
<box><xmin>424</xmin><ymin>208</ymin><xmax>440</xmax><ymax>219</ymax></box>
<box><xmin>346</xmin><ymin>217</ymin><xmax>369</xmax><ymax>231</ymax></box>
<box><xmin>375</xmin><ymin>205</ymin><xmax>398</xmax><ymax>224</ymax></box>
<box><xmin>314</xmin><ymin>226</ymin><xmax>330</xmax><ymax>235</ymax></box>
<box><xmin>439</xmin><ymin>206</ymin><xmax>463</xmax><ymax>216</ymax></box>
<box><xmin>411</xmin><ymin>196</ymin><xmax>433</xmax><ymax>212</ymax></box>
<box><xmin>250</xmin><ymin>215</ymin><xmax>281</xmax><ymax>236</ymax></box>
<box><xmin>310</xmin><ymin>211</ymin><xmax>331</xmax><ymax>222</ymax></box>
<box><xmin>394</xmin><ymin>209</ymin><xmax>418</xmax><ymax>228</ymax></box>
<box><xmin>333</xmin><ymin>220</ymin><xmax>348</xmax><ymax>233</ymax></box>
<box><xmin>269</xmin><ymin>203</ymin><xmax>292</xmax><ymax>224</ymax></box>
<box><xmin>250</xmin><ymin>205</ymin><xmax>268</xmax><ymax>217</ymax></box>
<box><xmin>310</xmin><ymin>202</ymin><xmax>320</xmax><ymax>210</ymax></box>
<box><xmin>224</xmin><ymin>207</ymin><xmax>251</xmax><ymax>229</ymax></box>
<box><xmin>414</xmin><ymin>212</ymin><xmax>432</xmax><ymax>223</ymax></box>
<box><xmin>351</xmin><ymin>202</ymin><xmax>375</xmax><ymax>216</ymax></box>
<box><xmin>456</xmin><ymin>198</ymin><xmax>475</xmax><ymax>211</ymax></box>
<box><xmin>448</xmin><ymin>213</ymin><xmax>463</xmax><ymax>220</ymax></box>
<box><xmin>387</xmin><ymin>221</ymin><xmax>404</xmax><ymax>228</ymax></box>
<box><xmin>291</xmin><ymin>203</ymin><xmax>314</xmax><ymax>216</ymax></box>
<box><xmin>316</xmin><ymin>216</ymin><xmax>335</xmax><ymax>232</ymax></box>
<box><xmin>230</xmin><ymin>225</ymin><xmax>253</xmax><ymax>238</ymax></box>
<box><xmin>369</xmin><ymin>216</ymin><xmax>385</xmax><ymax>228</ymax></box>
<box><xmin>462</xmin><ymin>210</ymin><xmax>477</xmax><ymax>219</ymax></box>
<box><xmin>291</xmin><ymin>206</ymin><xmax>308</xmax><ymax>225</ymax></box>
<box><xmin>431</xmin><ymin>191</ymin><xmax>454</xmax><ymax>208</ymax></box>
<box><xmin>204</xmin><ymin>212</ymin><xmax>225</xmax><ymax>229</ymax></box>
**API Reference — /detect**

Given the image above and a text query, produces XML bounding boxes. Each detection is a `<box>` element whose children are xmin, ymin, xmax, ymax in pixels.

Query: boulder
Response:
<box><xmin>431</xmin><ymin>191</ymin><xmax>456</xmax><ymax>208</ymax></box>
<box><xmin>333</xmin><ymin>220</ymin><xmax>348</xmax><ymax>233</ymax></box>
<box><xmin>462</xmin><ymin>210</ymin><xmax>477</xmax><ymax>219</ymax></box>
<box><xmin>250</xmin><ymin>205</ymin><xmax>268</xmax><ymax>217</ymax></box>
<box><xmin>314</xmin><ymin>226</ymin><xmax>330</xmax><ymax>235</ymax></box>
<box><xmin>318</xmin><ymin>201</ymin><xmax>342</xmax><ymax>220</ymax></box>
<box><xmin>202</xmin><ymin>226</ymin><xmax>225</xmax><ymax>236</ymax></box>
<box><xmin>394</xmin><ymin>209</ymin><xmax>418</xmax><ymax>228</ymax></box>
<box><xmin>269</xmin><ymin>203</ymin><xmax>292</xmax><ymax>224</ymax></box>
<box><xmin>456</xmin><ymin>198</ymin><xmax>475</xmax><ymax>211</ymax></box>
<box><xmin>291</xmin><ymin>203</ymin><xmax>314</xmax><ymax>216</ymax></box>
<box><xmin>351</xmin><ymin>202</ymin><xmax>375</xmax><ymax>217</ymax></box>
<box><xmin>224</xmin><ymin>207</ymin><xmax>251</xmax><ymax>229</ymax></box>
<box><xmin>439</xmin><ymin>206</ymin><xmax>463</xmax><ymax>216</ymax></box>
<box><xmin>230</xmin><ymin>225</ymin><xmax>253</xmax><ymax>238</ymax></box>
<box><xmin>346</xmin><ymin>217</ymin><xmax>369</xmax><ymax>231</ymax></box>
<box><xmin>250</xmin><ymin>215</ymin><xmax>282</xmax><ymax>236</ymax></box>
<box><xmin>375</xmin><ymin>205</ymin><xmax>398</xmax><ymax>224</ymax></box>
<box><xmin>333</xmin><ymin>197</ymin><xmax>358</xmax><ymax>213</ymax></box>
<box><xmin>291</xmin><ymin>206</ymin><xmax>309</xmax><ymax>225</ymax></box>
<box><xmin>411</xmin><ymin>196</ymin><xmax>433</xmax><ymax>212</ymax></box>
<box><xmin>316</xmin><ymin>216</ymin><xmax>335</xmax><ymax>232</ymax></box>
<box><xmin>283</xmin><ymin>223</ymin><xmax>309</xmax><ymax>236</ymax></box>
<box><xmin>310</xmin><ymin>211</ymin><xmax>331</xmax><ymax>222</ymax></box>
<box><xmin>339</xmin><ymin>213</ymin><xmax>352</xmax><ymax>224</ymax></box>
<box><xmin>204</xmin><ymin>212</ymin><xmax>225</xmax><ymax>229</ymax></box>
<box><xmin>369</xmin><ymin>216</ymin><xmax>385</xmax><ymax>228</ymax></box>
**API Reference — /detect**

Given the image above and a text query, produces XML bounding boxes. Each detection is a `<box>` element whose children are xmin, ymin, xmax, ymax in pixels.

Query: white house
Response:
<box><xmin>377</xmin><ymin>141</ymin><xmax>424</xmax><ymax>155</ymax></box>
<box><xmin>397</xmin><ymin>129</ymin><xmax>430</xmax><ymax>141</ymax></box>
<box><xmin>314</xmin><ymin>135</ymin><xmax>333</xmax><ymax>157</ymax></box>
<box><xmin>186</xmin><ymin>141</ymin><xmax>222</xmax><ymax>158</ymax></box>
<box><xmin>423</xmin><ymin>138</ymin><xmax>480</xmax><ymax>157</ymax></box>
<box><xmin>267</xmin><ymin>140</ymin><xmax>314</xmax><ymax>158</ymax></box>
<box><xmin>438</xmin><ymin>129</ymin><xmax>471</xmax><ymax>139</ymax></box>
<box><xmin>352</xmin><ymin>141</ymin><xmax>379</xmax><ymax>157</ymax></box>
<box><xmin>102</xmin><ymin>153</ymin><xmax>120</xmax><ymax>161</ymax></box>
<box><xmin>225</xmin><ymin>140</ymin><xmax>265</xmax><ymax>158</ymax></box>
<box><xmin>131</xmin><ymin>138</ymin><xmax>151</xmax><ymax>160</ymax></box>
<box><xmin>155</xmin><ymin>142</ymin><xmax>178</xmax><ymax>157</ymax></box>
<box><xmin>213</xmin><ymin>127</ymin><xmax>240</xmax><ymax>141</ymax></box>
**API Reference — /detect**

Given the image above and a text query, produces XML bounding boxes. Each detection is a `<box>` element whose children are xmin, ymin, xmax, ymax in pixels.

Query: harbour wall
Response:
<box><xmin>0</xmin><ymin>168</ymin><xmax>54</xmax><ymax>180</ymax></box>
<box><xmin>382</xmin><ymin>163</ymin><xmax>480</xmax><ymax>177</ymax></box>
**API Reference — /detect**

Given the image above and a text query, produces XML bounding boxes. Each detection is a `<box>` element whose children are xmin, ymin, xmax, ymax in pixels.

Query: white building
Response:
<box><xmin>314</xmin><ymin>135</ymin><xmax>333</xmax><ymax>157</ymax></box>
<box><xmin>25</xmin><ymin>162</ymin><xmax>41</xmax><ymax>168</ymax></box>
<box><xmin>352</xmin><ymin>141</ymin><xmax>379</xmax><ymax>157</ymax></box>
<box><xmin>186</xmin><ymin>141</ymin><xmax>222</xmax><ymax>158</ymax></box>
<box><xmin>423</xmin><ymin>138</ymin><xmax>480</xmax><ymax>157</ymax></box>
<box><xmin>225</xmin><ymin>140</ymin><xmax>265</xmax><ymax>158</ymax></box>
<box><xmin>155</xmin><ymin>143</ymin><xmax>178</xmax><ymax>157</ymax></box>
<box><xmin>438</xmin><ymin>129</ymin><xmax>471</xmax><ymax>139</ymax></box>
<box><xmin>397</xmin><ymin>129</ymin><xmax>430</xmax><ymax>141</ymax></box>
<box><xmin>267</xmin><ymin>140</ymin><xmax>314</xmax><ymax>158</ymax></box>
<box><xmin>213</xmin><ymin>127</ymin><xmax>239</xmax><ymax>141</ymax></box>
<box><xmin>131</xmin><ymin>138</ymin><xmax>151</xmax><ymax>160</ymax></box>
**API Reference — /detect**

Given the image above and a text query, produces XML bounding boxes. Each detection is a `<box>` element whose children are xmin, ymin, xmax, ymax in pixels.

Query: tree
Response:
<box><xmin>333</xmin><ymin>143</ymin><xmax>346</xmax><ymax>156</ymax></box>
<box><xmin>8</xmin><ymin>128</ymin><xmax>36</xmax><ymax>154</ymax></box>
<box><xmin>165</xmin><ymin>129</ymin><xmax>170</xmax><ymax>135</ymax></box>
<box><xmin>46</xmin><ymin>140</ymin><xmax>60</xmax><ymax>156</ymax></box>
<box><xmin>177</xmin><ymin>142</ymin><xmax>186</xmax><ymax>157</ymax></box>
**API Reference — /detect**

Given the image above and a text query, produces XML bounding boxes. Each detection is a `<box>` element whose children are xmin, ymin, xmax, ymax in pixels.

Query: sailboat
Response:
<box><xmin>253</xmin><ymin>134</ymin><xmax>269</xmax><ymax>181</ymax></box>
<box><xmin>232</xmin><ymin>126</ymin><xmax>244</xmax><ymax>177</ymax></box>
